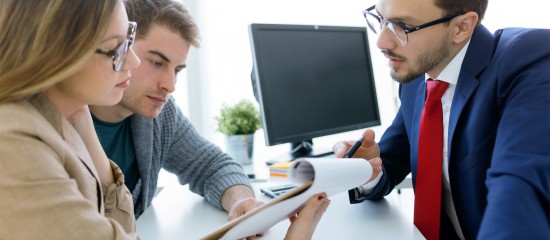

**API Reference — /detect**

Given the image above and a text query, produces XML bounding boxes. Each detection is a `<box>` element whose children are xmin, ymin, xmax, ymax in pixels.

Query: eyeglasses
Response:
<box><xmin>95</xmin><ymin>21</ymin><xmax>137</xmax><ymax>72</ymax></box>
<box><xmin>363</xmin><ymin>5</ymin><xmax>463</xmax><ymax>46</ymax></box>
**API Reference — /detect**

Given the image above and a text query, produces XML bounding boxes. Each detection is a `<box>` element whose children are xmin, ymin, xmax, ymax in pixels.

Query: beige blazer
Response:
<box><xmin>0</xmin><ymin>95</ymin><xmax>138</xmax><ymax>240</ymax></box>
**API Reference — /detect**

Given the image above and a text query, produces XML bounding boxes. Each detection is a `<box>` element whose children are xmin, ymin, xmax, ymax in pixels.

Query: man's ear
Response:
<box><xmin>452</xmin><ymin>11</ymin><xmax>478</xmax><ymax>44</ymax></box>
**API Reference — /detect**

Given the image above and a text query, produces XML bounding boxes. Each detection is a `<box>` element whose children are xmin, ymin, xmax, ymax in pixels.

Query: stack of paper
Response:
<box><xmin>268</xmin><ymin>161</ymin><xmax>292</xmax><ymax>178</ymax></box>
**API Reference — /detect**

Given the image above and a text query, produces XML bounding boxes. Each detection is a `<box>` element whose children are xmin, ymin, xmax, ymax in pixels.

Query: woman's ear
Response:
<box><xmin>452</xmin><ymin>11</ymin><xmax>479</xmax><ymax>44</ymax></box>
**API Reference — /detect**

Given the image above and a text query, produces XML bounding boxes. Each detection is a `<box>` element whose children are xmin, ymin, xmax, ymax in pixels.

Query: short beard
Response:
<box><xmin>388</xmin><ymin>35</ymin><xmax>450</xmax><ymax>84</ymax></box>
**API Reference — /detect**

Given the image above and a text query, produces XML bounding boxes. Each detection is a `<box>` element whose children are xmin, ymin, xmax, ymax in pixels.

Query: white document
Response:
<box><xmin>202</xmin><ymin>157</ymin><xmax>373</xmax><ymax>240</ymax></box>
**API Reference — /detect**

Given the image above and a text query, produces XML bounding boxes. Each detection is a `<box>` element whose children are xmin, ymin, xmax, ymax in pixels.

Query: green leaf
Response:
<box><xmin>214</xmin><ymin>99</ymin><xmax>262</xmax><ymax>135</ymax></box>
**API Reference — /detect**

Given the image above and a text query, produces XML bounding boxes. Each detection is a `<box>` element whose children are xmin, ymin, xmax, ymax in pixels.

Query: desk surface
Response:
<box><xmin>136</xmin><ymin>181</ymin><xmax>425</xmax><ymax>240</ymax></box>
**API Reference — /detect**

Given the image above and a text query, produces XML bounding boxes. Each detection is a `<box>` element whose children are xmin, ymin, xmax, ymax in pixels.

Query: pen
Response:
<box><xmin>343</xmin><ymin>136</ymin><xmax>364</xmax><ymax>158</ymax></box>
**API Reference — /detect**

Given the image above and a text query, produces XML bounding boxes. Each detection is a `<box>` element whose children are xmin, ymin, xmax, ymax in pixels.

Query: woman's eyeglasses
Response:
<box><xmin>95</xmin><ymin>21</ymin><xmax>137</xmax><ymax>72</ymax></box>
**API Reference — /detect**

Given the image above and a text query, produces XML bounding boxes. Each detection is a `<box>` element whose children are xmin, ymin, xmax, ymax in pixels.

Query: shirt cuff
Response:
<box><xmin>357</xmin><ymin>171</ymin><xmax>383</xmax><ymax>196</ymax></box>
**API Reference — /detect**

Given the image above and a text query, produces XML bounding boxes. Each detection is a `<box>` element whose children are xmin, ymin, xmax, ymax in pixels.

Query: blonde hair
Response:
<box><xmin>0</xmin><ymin>0</ymin><xmax>118</xmax><ymax>103</ymax></box>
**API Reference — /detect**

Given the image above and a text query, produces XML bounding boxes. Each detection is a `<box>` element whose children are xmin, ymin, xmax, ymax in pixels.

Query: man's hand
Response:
<box><xmin>221</xmin><ymin>185</ymin><xmax>263</xmax><ymax>221</ymax></box>
<box><xmin>227</xmin><ymin>197</ymin><xmax>264</xmax><ymax>222</ymax></box>
<box><xmin>333</xmin><ymin>129</ymin><xmax>382</xmax><ymax>183</ymax></box>
<box><xmin>222</xmin><ymin>185</ymin><xmax>264</xmax><ymax>240</ymax></box>
<box><xmin>333</xmin><ymin>129</ymin><xmax>380</xmax><ymax>159</ymax></box>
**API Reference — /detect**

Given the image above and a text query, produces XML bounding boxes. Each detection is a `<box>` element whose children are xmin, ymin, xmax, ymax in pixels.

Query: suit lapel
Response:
<box><xmin>30</xmin><ymin>95</ymin><xmax>101</xmax><ymax>181</ymax></box>
<box><xmin>62</xmin><ymin>120</ymin><xmax>101</xmax><ymax>181</ymax></box>
<box><xmin>30</xmin><ymin>95</ymin><xmax>103</xmax><ymax>212</ymax></box>
<box><xmin>448</xmin><ymin>26</ymin><xmax>495</xmax><ymax>165</ymax></box>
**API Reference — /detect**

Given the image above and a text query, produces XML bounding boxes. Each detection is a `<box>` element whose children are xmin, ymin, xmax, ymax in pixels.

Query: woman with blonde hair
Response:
<box><xmin>0</xmin><ymin>0</ymin><xmax>330</xmax><ymax>238</ymax></box>
<box><xmin>0</xmin><ymin>0</ymin><xmax>140</xmax><ymax>238</ymax></box>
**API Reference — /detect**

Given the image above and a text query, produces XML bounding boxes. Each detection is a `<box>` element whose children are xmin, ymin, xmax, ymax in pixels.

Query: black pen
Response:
<box><xmin>343</xmin><ymin>136</ymin><xmax>365</xmax><ymax>158</ymax></box>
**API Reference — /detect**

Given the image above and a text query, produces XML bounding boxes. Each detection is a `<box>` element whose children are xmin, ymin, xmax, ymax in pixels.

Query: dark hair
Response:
<box><xmin>124</xmin><ymin>0</ymin><xmax>200</xmax><ymax>47</ymax></box>
<box><xmin>435</xmin><ymin>0</ymin><xmax>488</xmax><ymax>25</ymax></box>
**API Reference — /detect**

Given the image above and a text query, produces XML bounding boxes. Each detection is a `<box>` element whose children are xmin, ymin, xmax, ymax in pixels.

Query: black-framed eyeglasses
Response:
<box><xmin>362</xmin><ymin>5</ymin><xmax>463</xmax><ymax>46</ymax></box>
<box><xmin>95</xmin><ymin>21</ymin><xmax>137</xmax><ymax>72</ymax></box>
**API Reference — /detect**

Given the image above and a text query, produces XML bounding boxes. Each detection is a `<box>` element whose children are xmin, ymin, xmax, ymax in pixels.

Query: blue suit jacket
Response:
<box><xmin>355</xmin><ymin>25</ymin><xmax>550</xmax><ymax>239</ymax></box>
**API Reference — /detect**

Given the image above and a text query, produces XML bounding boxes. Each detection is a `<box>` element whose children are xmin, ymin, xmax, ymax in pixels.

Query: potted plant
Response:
<box><xmin>215</xmin><ymin>99</ymin><xmax>262</xmax><ymax>165</ymax></box>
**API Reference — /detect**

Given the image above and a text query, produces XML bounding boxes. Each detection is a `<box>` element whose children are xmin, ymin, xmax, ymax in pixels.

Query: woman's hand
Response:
<box><xmin>284</xmin><ymin>193</ymin><xmax>330</xmax><ymax>240</ymax></box>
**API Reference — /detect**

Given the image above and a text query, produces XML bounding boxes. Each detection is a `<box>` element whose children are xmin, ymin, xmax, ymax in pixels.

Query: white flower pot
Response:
<box><xmin>225</xmin><ymin>133</ymin><xmax>254</xmax><ymax>165</ymax></box>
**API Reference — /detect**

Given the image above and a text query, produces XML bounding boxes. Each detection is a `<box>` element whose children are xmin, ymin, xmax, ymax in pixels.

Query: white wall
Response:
<box><xmin>174</xmin><ymin>0</ymin><xmax>549</xmax><ymax>152</ymax></box>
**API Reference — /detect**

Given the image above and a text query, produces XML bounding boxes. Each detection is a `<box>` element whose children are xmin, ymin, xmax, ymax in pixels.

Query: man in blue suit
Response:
<box><xmin>333</xmin><ymin>0</ymin><xmax>550</xmax><ymax>239</ymax></box>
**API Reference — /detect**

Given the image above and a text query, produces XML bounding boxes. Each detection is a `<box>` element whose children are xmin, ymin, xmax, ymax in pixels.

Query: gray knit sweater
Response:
<box><xmin>129</xmin><ymin>97</ymin><xmax>251</xmax><ymax>217</ymax></box>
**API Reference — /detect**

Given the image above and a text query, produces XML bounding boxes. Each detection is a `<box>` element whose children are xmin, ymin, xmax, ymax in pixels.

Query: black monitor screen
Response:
<box><xmin>249</xmin><ymin>23</ymin><xmax>380</xmax><ymax>156</ymax></box>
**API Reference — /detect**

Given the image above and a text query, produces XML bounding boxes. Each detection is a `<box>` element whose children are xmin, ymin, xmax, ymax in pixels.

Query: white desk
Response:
<box><xmin>136</xmin><ymin>182</ymin><xmax>425</xmax><ymax>240</ymax></box>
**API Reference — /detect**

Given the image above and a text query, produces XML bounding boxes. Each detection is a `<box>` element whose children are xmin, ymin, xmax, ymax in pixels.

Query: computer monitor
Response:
<box><xmin>249</xmin><ymin>23</ymin><xmax>380</xmax><ymax>164</ymax></box>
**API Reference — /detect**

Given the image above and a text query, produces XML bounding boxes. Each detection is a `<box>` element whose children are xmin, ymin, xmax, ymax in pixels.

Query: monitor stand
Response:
<box><xmin>265</xmin><ymin>140</ymin><xmax>333</xmax><ymax>165</ymax></box>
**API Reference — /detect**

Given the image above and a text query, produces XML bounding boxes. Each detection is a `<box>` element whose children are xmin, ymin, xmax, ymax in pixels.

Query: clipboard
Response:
<box><xmin>202</xmin><ymin>157</ymin><xmax>373</xmax><ymax>240</ymax></box>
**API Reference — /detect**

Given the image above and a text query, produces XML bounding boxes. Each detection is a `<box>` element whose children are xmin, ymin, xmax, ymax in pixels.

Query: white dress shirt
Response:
<box><xmin>425</xmin><ymin>40</ymin><xmax>470</xmax><ymax>240</ymax></box>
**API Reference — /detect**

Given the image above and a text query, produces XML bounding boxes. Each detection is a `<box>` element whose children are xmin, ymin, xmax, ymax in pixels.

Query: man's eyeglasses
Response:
<box><xmin>95</xmin><ymin>21</ymin><xmax>137</xmax><ymax>72</ymax></box>
<box><xmin>362</xmin><ymin>5</ymin><xmax>463</xmax><ymax>46</ymax></box>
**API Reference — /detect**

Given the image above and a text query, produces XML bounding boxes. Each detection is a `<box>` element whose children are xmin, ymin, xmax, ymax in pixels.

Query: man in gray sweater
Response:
<box><xmin>90</xmin><ymin>0</ymin><xmax>259</xmax><ymax>218</ymax></box>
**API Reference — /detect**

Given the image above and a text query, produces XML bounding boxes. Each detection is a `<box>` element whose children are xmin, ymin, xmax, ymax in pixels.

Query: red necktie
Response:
<box><xmin>414</xmin><ymin>79</ymin><xmax>448</xmax><ymax>240</ymax></box>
